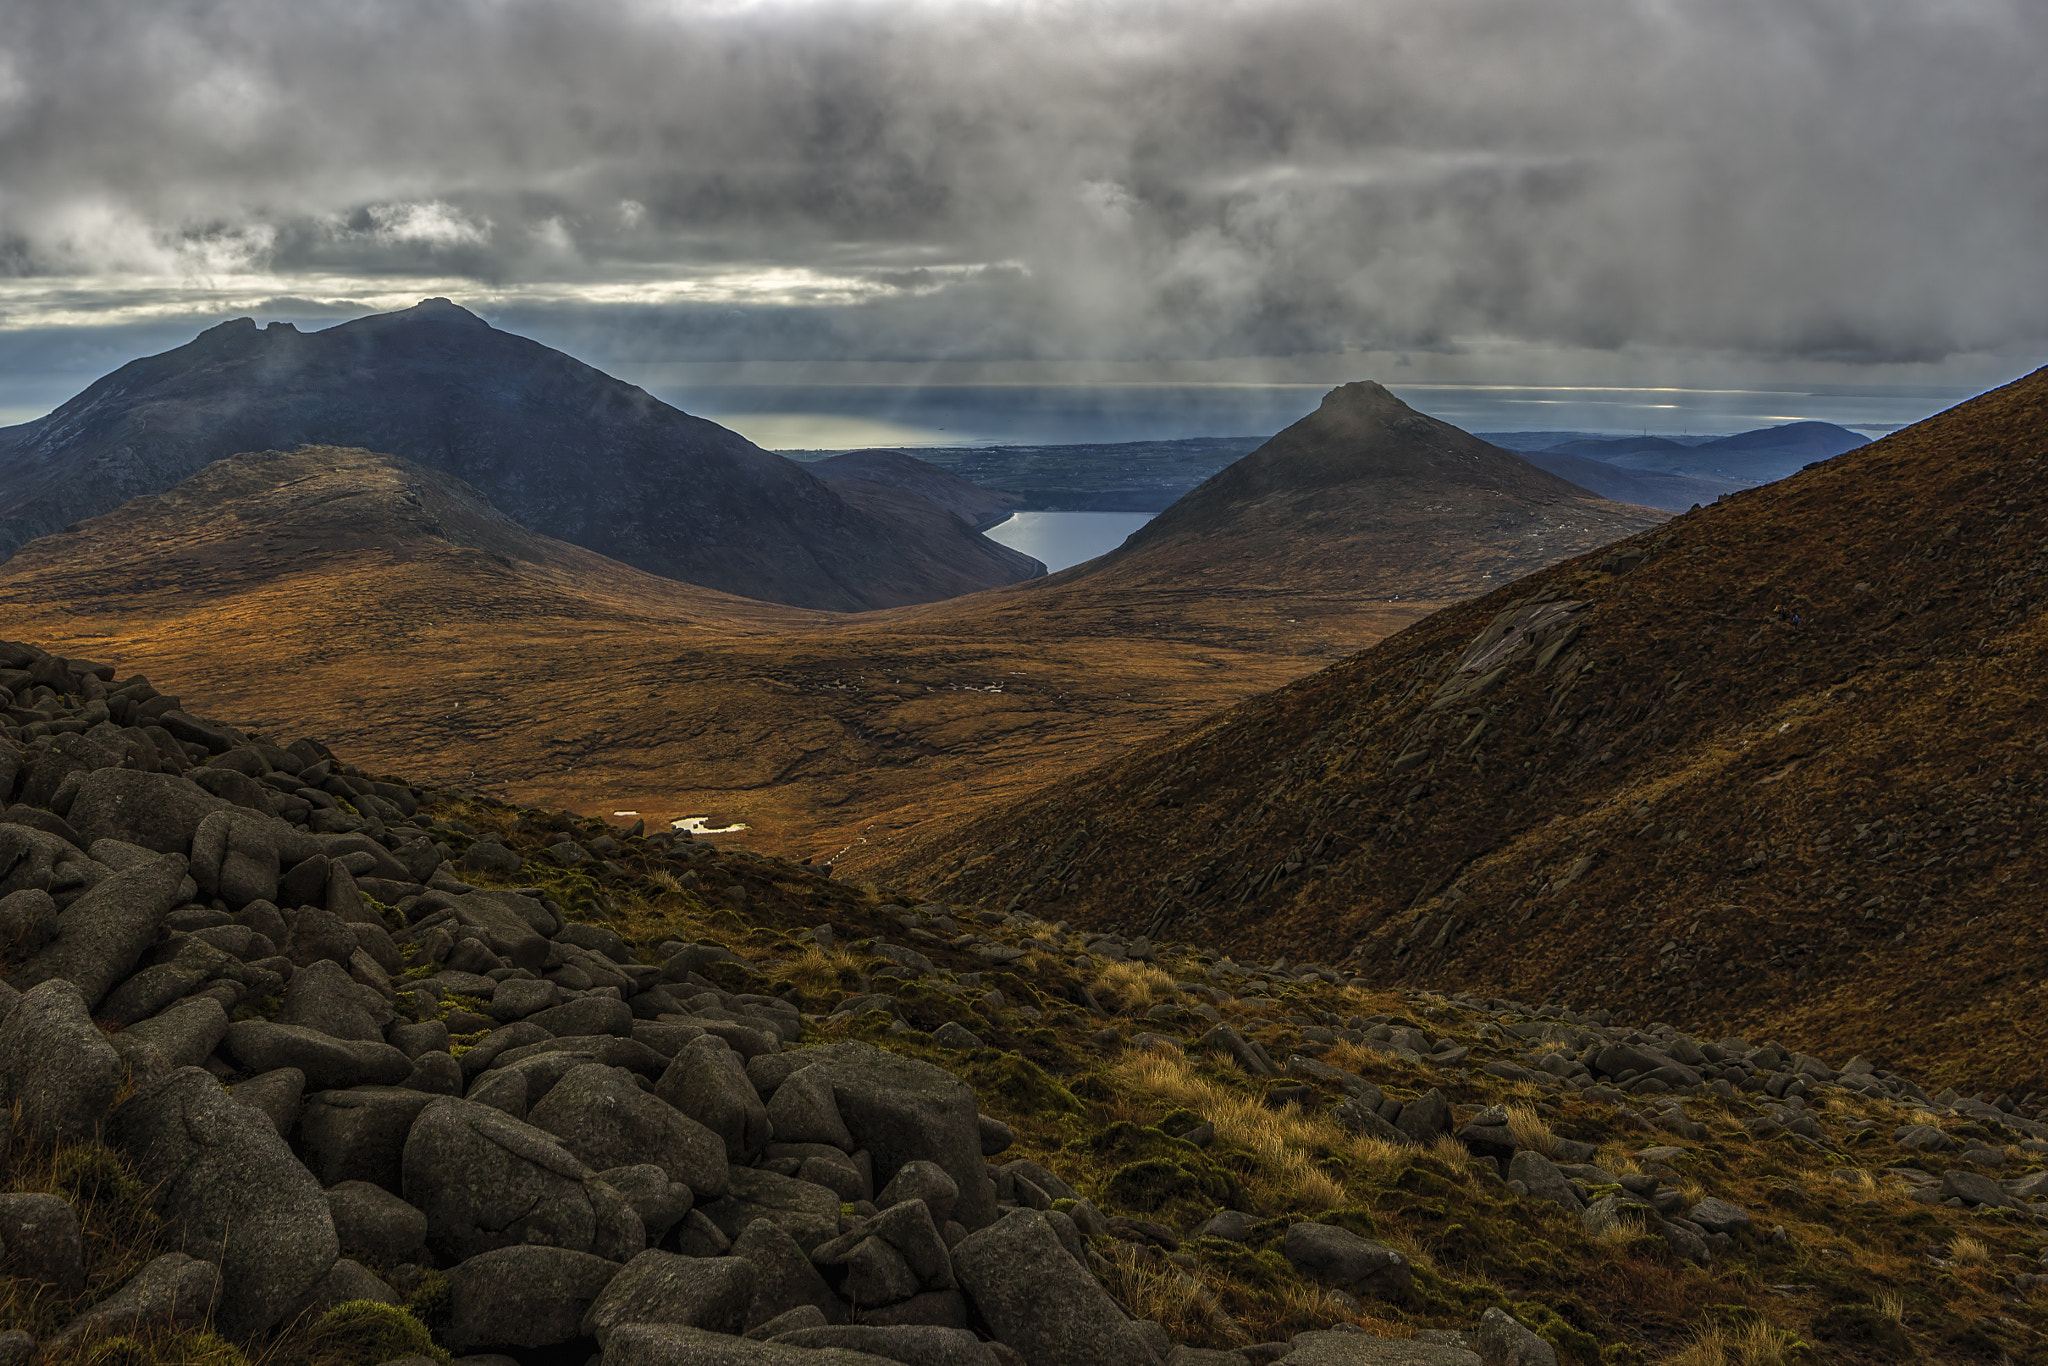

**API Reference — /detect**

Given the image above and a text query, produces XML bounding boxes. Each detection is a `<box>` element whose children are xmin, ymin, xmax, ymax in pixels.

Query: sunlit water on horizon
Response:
<box><xmin>667</xmin><ymin>382</ymin><xmax>1982</xmax><ymax>452</ymax></box>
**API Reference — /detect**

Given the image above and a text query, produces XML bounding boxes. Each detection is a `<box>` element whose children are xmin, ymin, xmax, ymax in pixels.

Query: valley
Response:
<box><xmin>0</xmin><ymin>380</ymin><xmax>1661</xmax><ymax>870</ymax></box>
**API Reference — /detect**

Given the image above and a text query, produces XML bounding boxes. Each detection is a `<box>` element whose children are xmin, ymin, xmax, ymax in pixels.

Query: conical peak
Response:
<box><xmin>398</xmin><ymin>297</ymin><xmax>489</xmax><ymax>326</ymax></box>
<box><xmin>1315</xmin><ymin>380</ymin><xmax>1408</xmax><ymax>418</ymax></box>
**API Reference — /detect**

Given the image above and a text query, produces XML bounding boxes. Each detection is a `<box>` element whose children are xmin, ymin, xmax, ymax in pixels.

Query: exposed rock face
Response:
<box><xmin>0</xmin><ymin>300</ymin><xmax>1041</xmax><ymax>610</ymax></box>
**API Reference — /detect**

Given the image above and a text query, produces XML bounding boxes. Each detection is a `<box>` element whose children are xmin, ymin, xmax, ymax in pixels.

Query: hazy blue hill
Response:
<box><xmin>1518</xmin><ymin>449</ymin><xmax>1746</xmax><ymax>512</ymax></box>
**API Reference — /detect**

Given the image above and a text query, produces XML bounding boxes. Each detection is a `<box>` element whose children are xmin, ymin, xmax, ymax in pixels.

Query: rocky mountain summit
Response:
<box><xmin>6</xmin><ymin>640</ymin><xmax>2048</xmax><ymax>1363</ymax></box>
<box><xmin>0</xmin><ymin>300</ymin><xmax>1039</xmax><ymax>611</ymax></box>
<box><xmin>882</xmin><ymin>366</ymin><xmax>2048</xmax><ymax>1094</ymax></box>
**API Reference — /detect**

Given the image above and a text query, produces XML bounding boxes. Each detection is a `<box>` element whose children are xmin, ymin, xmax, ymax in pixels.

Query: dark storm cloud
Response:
<box><xmin>1</xmin><ymin>0</ymin><xmax>2044</xmax><ymax>362</ymax></box>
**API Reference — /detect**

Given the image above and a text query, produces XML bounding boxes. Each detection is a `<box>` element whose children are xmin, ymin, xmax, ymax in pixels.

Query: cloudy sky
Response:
<box><xmin>3</xmin><ymin>0</ymin><xmax>2044</xmax><ymax>437</ymax></box>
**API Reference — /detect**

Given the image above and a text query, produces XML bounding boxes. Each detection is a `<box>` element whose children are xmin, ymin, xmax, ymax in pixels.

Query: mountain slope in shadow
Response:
<box><xmin>0</xmin><ymin>300</ymin><xmax>1038</xmax><ymax>611</ymax></box>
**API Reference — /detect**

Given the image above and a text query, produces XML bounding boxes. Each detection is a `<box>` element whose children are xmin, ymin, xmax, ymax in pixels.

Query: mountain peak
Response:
<box><xmin>389</xmin><ymin>296</ymin><xmax>490</xmax><ymax>327</ymax></box>
<box><xmin>1314</xmin><ymin>379</ymin><xmax>1407</xmax><ymax>418</ymax></box>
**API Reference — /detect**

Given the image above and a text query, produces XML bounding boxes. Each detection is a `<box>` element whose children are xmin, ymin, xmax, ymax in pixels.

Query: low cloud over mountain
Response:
<box><xmin>3</xmin><ymin>0</ymin><xmax>2045</xmax><ymax>371</ymax></box>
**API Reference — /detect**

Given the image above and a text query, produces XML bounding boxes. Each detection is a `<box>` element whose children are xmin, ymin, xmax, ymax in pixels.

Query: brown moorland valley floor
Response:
<box><xmin>874</xmin><ymin>367</ymin><xmax>2048</xmax><ymax>1096</ymax></box>
<box><xmin>0</xmin><ymin>387</ymin><xmax>1662</xmax><ymax>870</ymax></box>
<box><xmin>0</xmin><ymin>448</ymin><xmax>1433</xmax><ymax>862</ymax></box>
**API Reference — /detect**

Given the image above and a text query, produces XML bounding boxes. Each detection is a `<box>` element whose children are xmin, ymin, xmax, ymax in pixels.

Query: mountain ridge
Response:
<box><xmin>0</xmin><ymin>300</ymin><xmax>1039</xmax><ymax>612</ymax></box>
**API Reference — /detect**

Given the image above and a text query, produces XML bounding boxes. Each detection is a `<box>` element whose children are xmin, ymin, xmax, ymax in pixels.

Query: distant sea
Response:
<box><xmin>654</xmin><ymin>382</ymin><xmax>1984</xmax><ymax>452</ymax></box>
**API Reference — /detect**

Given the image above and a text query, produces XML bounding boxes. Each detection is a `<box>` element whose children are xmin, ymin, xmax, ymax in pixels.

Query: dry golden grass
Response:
<box><xmin>1949</xmin><ymin>1233</ymin><xmax>1992</xmax><ymax>1265</ymax></box>
<box><xmin>1095</xmin><ymin>1244</ymin><xmax>1248</xmax><ymax>1349</ymax></box>
<box><xmin>1095</xmin><ymin>961</ymin><xmax>1177</xmax><ymax>1015</ymax></box>
<box><xmin>764</xmin><ymin>945</ymin><xmax>868</xmax><ymax>1003</ymax></box>
<box><xmin>1319</xmin><ymin>1040</ymin><xmax>1430</xmax><ymax>1083</ymax></box>
<box><xmin>1656</xmin><ymin>1319</ymin><xmax>1804</xmax><ymax>1366</ymax></box>
<box><xmin>1105</xmin><ymin>1048</ymin><xmax>1434</xmax><ymax>1209</ymax></box>
<box><xmin>1504</xmin><ymin>1102</ymin><xmax>1558</xmax><ymax>1154</ymax></box>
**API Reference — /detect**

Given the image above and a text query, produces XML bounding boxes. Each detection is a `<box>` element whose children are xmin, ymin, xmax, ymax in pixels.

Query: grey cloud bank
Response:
<box><xmin>1</xmin><ymin>0</ymin><xmax>2045</xmax><ymax>378</ymax></box>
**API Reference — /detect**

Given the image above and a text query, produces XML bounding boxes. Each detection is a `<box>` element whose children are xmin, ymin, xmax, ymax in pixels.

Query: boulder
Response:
<box><xmin>297</xmin><ymin>1085</ymin><xmax>442</xmax><ymax>1191</ymax></box>
<box><xmin>1282</xmin><ymin>1223</ymin><xmax>1413</xmax><ymax>1300</ymax></box>
<box><xmin>8</xmin><ymin>852</ymin><xmax>187</xmax><ymax>1006</ymax></box>
<box><xmin>657</xmin><ymin>1035</ymin><xmax>771</xmax><ymax>1164</ymax></box>
<box><xmin>401</xmin><ymin>1095</ymin><xmax>629</xmax><ymax>1261</ymax></box>
<box><xmin>230</xmin><ymin>1067</ymin><xmax>307</xmax><ymax>1137</ymax></box>
<box><xmin>1685</xmin><ymin>1197</ymin><xmax>1753</xmax><ymax>1238</ymax></box>
<box><xmin>1395</xmin><ymin>1089</ymin><xmax>1453</xmax><ymax>1145</ymax></box>
<box><xmin>867</xmin><ymin>1199</ymin><xmax>955</xmax><ymax>1290</ymax></box>
<box><xmin>0</xmin><ymin>1191</ymin><xmax>84</xmax><ymax>1293</ymax></box>
<box><xmin>291</xmin><ymin>1257</ymin><xmax>400</xmax><ymax>1318</ymax></box>
<box><xmin>326</xmin><ymin>1179</ymin><xmax>429</xmax><ymax>1267</ymax></box>
<box><xmin>800</xmin><ymin>1041</ymin><xmax>999</xmax><ymax>1229</ymax></box>
<box><xmin>582</xmin><ymin>1250</ymin><xmax>755</xmax><ymax>1345</ymax></box>
<box><xmin>605</xmin><ymin>1324</ymin><xmax>904</xmax><ymax>1364</ymax></box>
<box><xmin>67</xmin><ymin>770</ymin><xmax>226</xmax><ymax>855</ymax></box>
<box><xmin>703</xmin><ymin>1167</ymin><xmax>844</xmax><ymax>1251</ymax></box>
<box><xmin>109</xmin><ymin>996</ymin><xmax>231</xmax><ymax>1081</ymax></box>
<box><xmin>282</xmin><ymin>905</ymin><xmax>359</xmax><ymax>967</ymax></box>
<box><xmin>223</xmin><ymin>1020</ymin><xmax>413</xmax><ymax>1089</ymax></box>
<box><xmin>189</xmin><ymin>808</ymin><xmax>282</xmax><ymax>908</ymax></box>
<box><xmin>530</xmin><ymin>994</ymin><xmax>636</xmax><ymax>1038</ymax></box>
<box><xmin>0</xmin><ymin>888</ymin><xmax>57</xmax><ymax>955</ymax></box>
<box><xmin>1286</xmin><ymin>1330</ymin><xmax>1481</xmax><ymax>1365</ymax></box>
<box><xmin>99</xmin><ymin>936</ymin><xmax>234</xmax><ymax>1026</ymax></box>
<box><xmin>403</xmin><ymin>1049</ymin><xmax>464</xmax><ymax>1095</ymax></box>
<box><xmin>773</xmin><ymin>1326</ymin><xmax>999</xmax><ymax>1366</ymax></box>
<box><xmin>603</xmin><ymin>1164</ymin><xmax>697</xmax><ymax>1245</ymax></box>
<box><xmin>1473</xmin><ymin>1307</ymin><xmax>1558</xmax><ymax>1366</ymax></box>
<box><xmin>952</xmin><ymin>1209</ymin><xmax>1160</xmax><ymax>1366</ymax></box>
<box><xmin>465</xmin><ymin>1067</ymin><xmax>531</xmax><ymax>1118</ymax></box>
<box><xmin>0</xmin><ymin>979</ymin><xmax>124</xmax><ymax>1143</ymax></box>
<box><xmin>49</xmin><ymin>1252</ymin><xmax>220</xmax><ymax>1348</ymax></box>
<box><xmin>449</xmin><ymin>890</ymin><xmax>553</xmax><ymax>969</ymax></box>
<box><xmin>529</xmin><ymin>1063</ymin><xmax>731</xmax><ymax>1197</ymax></box>
<box><xmin>765</xmin><ymin>1064</ymin><xmax>854</xmax><ymax>1150</ymax></box>
<box><xmin>112</xmin><ymin>1066</ymin><xmax>338</xmax><ymax>1337</ymax></box>
<box><xmin>876</xmin><ymin>1161</ymin><xmax>959</xmax><ymax>1227</ymax></box>
<box><xmin>444</xmin><ymin>1244</ymin><xmax>622</xmax><ymax>1352</ymax></box>
<box><xmin>275</xmin><ymin>957</ymin><xmax>386</xmax><ymax>1041</ymax></box>
<box><xmin>732</xmin><ymin>1216</ymin><xmax>849</xmax><ymax>1329</ymax></box>
<box><xmin>1940</xmin><ymin>1169</ymin><xmax>2017</xmax><ymax>1210</ymax></box>
<box><xmin>1506</xmin><ymin>1151</ymin><xmax>1584</xmax><ymax>1214</ymax></box>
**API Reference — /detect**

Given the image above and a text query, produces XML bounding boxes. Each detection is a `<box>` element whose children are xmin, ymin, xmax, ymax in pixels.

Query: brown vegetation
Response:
<box><xmin>878</xmin><ymin>366</ymin><xmax>2048</xmax><ymax>1093</ymax></box>
<box><xmin>0</xmin><ymin>384</ymin><xmax>1657</xmax><ymax>870</ymax></box>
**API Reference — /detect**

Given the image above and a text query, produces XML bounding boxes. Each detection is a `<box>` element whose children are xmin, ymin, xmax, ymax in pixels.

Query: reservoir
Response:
<box><xmin>982</xmin><ymin>511</ymin><xmax>1154</xmax><ymax>573</ymax></box>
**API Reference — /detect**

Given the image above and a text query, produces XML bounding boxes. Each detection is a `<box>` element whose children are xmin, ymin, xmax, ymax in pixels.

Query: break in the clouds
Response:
<box><xmin>2</xmin><ymin>0</ymin><xmax>2045</xmax><ymax>366</ymax></box>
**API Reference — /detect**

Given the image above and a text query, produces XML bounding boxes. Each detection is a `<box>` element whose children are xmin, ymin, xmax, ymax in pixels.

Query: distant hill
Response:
<box><xmin>793</xmin><ymin>438</ymin><xmax>1267</xmax><ymax>513</ymax></box>
<box><xmin>1596</xmin><ymin>422</ymin><xmax>1870</xmax><ymax>482</ymax></box>
<box><xmin>879</xmin><ymin>368</ymin><xmax>2048</xmax><ymax>1091</ymax></box>
<box><xmin>1518</xmin><ymin>450</ymin><xmax>1745</xmax><ymax>512</ymax></box>
<box><xmin>807</xmin><ymin>449</ymin><xmax>1025</xmax><ymax>533</ymax></box>
<box><xmin>0</xmin><ymin>300</ymin><xmax>1039</xmax><ymax>611</ymax></box>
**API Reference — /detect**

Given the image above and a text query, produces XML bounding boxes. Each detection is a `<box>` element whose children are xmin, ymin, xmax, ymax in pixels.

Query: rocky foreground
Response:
<box><xmin>3</xmin><ymin>638</ymin><xmax>2047</xmax><ymax>1365</ymax></box>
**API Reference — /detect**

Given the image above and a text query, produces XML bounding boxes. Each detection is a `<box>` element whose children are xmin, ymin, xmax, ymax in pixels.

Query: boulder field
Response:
<box><xmin>6</xmin><ymin>633</ymin><xmax>2048</xmax><ymax>1365</ymax></box>
<box><xmin>0</xmin><ymin>637</ymin><xmax>1521</xmax><ymax>1363</ymax></box>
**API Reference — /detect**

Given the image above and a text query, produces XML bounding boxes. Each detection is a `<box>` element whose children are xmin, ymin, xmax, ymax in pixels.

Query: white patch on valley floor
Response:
<box><xmin>674</xmin><ymin>816</ymin><xmax>750</xmax><ymax>834</ymax></box>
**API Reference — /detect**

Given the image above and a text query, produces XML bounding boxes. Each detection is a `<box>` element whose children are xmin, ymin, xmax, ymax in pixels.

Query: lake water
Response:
<box><xmin>983</xmin><ymin>511</ymin><xmax>1154</xmax><ymax>572</ymax></box>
